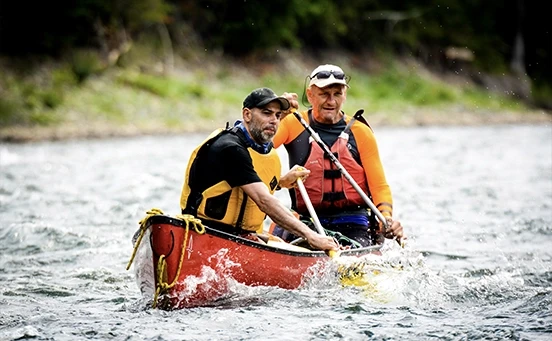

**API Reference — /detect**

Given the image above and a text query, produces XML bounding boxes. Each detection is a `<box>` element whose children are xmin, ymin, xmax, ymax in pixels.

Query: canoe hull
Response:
<box><xmin>133</xmin><ymin>215</ymin><xmax>380</xmax><ymax>309</ymax></box>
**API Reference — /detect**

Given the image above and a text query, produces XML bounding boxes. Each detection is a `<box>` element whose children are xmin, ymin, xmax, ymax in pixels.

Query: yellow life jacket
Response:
<box><xmin>180</xmin><ymin>128</ymin><xmax>281</xmax><ymax>233</ymax></box>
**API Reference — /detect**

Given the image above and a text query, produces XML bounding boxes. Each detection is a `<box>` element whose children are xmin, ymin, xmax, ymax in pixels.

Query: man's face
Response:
<box><xmin>244</xmin><ymin>101</ymin><xmax>282</xmax><ymax>144</ymax></box>
<box><xmin>307</xmin><ymin>84</ymin><xmax>347</xmax><ymax>124</ymax></box>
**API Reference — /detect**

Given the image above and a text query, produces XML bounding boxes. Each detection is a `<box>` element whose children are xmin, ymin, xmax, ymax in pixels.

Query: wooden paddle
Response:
<box><xmin>295</xmin><ymin>177</ymin><xmax>339</xmax><ymax>258</ymax></box>
<box><xmin>297</xmin><ymin>176</ymin><xmax>389</xmax><ymax>283</ymax></box>
<box><xmin>296</xmin><ymin>177</ymin><xmax>325</xmax><ymax>235</ymax></box>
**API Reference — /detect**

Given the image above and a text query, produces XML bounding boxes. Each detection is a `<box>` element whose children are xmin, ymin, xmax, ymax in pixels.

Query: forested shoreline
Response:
<box><xmin>0</xmin><ymin>0</ymin><xmax>550</xmax><ymax>142</ymax></box>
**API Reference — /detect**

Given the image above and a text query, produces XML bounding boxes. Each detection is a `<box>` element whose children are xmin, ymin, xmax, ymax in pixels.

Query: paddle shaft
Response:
<box><xmin>292</xmin><ymin>111</ymin><xmax>389</xmax><ymax>230</ymax></box>
<box><xmin>296</xmin><ymin>178</ymin><xmax>326</xmax><ymax>235</ymax></box>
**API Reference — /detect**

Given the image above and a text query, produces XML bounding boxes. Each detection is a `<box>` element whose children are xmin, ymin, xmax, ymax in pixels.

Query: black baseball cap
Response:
<box><xmin>243</xmin><ymin>87</ymin><xmax>290</xmax><ymax>110</ymax></box>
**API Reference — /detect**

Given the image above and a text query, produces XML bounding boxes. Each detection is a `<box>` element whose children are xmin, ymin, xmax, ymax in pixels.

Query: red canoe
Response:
<box><xmin>128</xmin><ymin>212</ymin><xmax>381</xmax><ymax>309</ymax></box>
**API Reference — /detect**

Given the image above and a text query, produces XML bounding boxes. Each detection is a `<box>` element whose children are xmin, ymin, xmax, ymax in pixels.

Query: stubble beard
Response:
<box><xmin>249</xmin><ymin>122</ymin><xmax>274</xmax><ymax>145</ymax></box>
<box><xmin>315</xmin><ymin>106</ymin><xmax>341</xmax><ymax>124</ymax></box>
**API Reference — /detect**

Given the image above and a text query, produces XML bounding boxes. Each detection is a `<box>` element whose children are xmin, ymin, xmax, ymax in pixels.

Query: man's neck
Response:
<box><xmin>234</xmin><ymin>121</ymin><xmax>272</xmax><ymax>154</ymax></box>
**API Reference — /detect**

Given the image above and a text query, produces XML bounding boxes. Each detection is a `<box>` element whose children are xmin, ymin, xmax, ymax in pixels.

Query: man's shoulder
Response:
<box><xmin>280</xmin><ymin>115</ymin><xmax>298</xmax><ymax>128</ymax></box>
<box><xmin>350</xmin><ymin>118</ymin><xmax>374</xmax><ymax>133</ymax></box>
<box><xmin>213</xmin><ymin>128</ymin><xmax>243</xmax><ymax>143</ymax></box>
<box><xmin>348</xmin><ymin>118</ymin><xmax>377</xmax><ymax>147</ymax></box>
<box><xmin>210</xmin><ymin>130</ymin><xmax>247</xmax><ymax>152</ymax></box>
<box><xmin>276</xmin><ymin>111</ymin><xmax>304</xmax><ymax>142</ymax></box>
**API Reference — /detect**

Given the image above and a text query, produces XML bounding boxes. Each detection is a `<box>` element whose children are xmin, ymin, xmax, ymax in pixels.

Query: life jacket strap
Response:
<box><xmin>322</xmin><ymin>192</ymin><xmax>346</xmax><ymax>202</ymax></box>
<box><xmin>323</xmin><ymin>169</ymin><xmax>342</xmax><ymax>179</ymax></box>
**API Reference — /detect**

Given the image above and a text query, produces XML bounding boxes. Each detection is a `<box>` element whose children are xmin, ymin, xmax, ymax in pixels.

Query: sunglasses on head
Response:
<box><xmin>311</xmin><ymin>70</ymin><xmax>346</xmax><ymax>80</ymax></box>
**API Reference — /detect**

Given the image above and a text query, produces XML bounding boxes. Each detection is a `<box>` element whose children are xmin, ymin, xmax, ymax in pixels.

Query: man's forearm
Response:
<box><xmin>241</xmin><ymin>181</ymin><xmax>316</xmax><ymax>239</ymax></box>
<box><xmin>258</xmin><ymin>195</ymin><xmax>314</xmax><ymax>239</ymax></box>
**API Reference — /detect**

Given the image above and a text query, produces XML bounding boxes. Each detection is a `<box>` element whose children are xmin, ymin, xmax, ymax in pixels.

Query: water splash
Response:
<box><xmin>331</xmin><ymin>243</ymin><xmax>452</xmax><ymax>306</ymax></box>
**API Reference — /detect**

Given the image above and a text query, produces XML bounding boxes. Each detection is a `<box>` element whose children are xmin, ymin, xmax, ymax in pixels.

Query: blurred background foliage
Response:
<box><xmin>0</xmin><ymin>0</ymin><xmax>550</xmax><ymax>133</ymax></box>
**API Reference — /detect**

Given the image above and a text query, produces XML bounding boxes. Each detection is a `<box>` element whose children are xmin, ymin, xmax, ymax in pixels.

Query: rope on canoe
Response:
<box><xmin>152</xmin><ymin>213</ymin><xmax>205</xmax><ymax>308</ymax></box>
<box><xmin>126</xmin><ymin>208</ymin><xmax>165</xmax><ymax>271</ymax></box>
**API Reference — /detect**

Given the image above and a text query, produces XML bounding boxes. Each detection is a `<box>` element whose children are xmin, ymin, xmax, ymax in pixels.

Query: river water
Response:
<box><xmin>0</xmin><ymin>124</ymin><xmax>550</xmax><ymax>341</ymax></box>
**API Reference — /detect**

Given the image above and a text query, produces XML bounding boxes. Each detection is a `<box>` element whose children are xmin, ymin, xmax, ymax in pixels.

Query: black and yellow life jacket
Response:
<box><xmin>180</xmin><ymin>127</ymin><xmax>281</xmax><ymax>233</ymax></box>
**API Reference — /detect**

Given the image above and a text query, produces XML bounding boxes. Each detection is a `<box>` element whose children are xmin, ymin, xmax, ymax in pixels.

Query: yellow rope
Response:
<box><xmin>126</xmin><ymin>208</ymin><xmax>165</xmax><ymax>271</ymax></box>
<box><xmin>175</xmin><ymin>214</ymin><xmax>206</xmax><ymax>234</ymax></box>
<box><xmin>151</xmin><ymin>214</ymin><xmax>206</xmax><ymax>308</ymax></box>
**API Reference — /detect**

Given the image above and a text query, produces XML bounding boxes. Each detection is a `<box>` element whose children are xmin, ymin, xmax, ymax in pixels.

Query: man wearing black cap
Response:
<box><xmin>180</xmin><ymin>87</ymin><xmax>339</xmax><ymax>252</ymax></box>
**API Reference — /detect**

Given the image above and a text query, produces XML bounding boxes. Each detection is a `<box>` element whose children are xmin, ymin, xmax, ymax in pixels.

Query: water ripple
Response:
<box><xmin>0</xmin><ymin>126</ymin><xmax>551</xmax><ymax>340</ymax></box>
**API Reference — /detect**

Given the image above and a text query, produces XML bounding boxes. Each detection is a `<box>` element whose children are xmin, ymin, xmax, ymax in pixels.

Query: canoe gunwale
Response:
<box><xmin>145</xmin><ymin>214</ymin><xmax>382</xmax><ymax>258</ymax></box>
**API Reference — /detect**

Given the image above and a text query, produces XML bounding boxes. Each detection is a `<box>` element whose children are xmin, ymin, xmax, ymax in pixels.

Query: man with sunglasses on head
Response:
<box><xmin>273</xmin><ymin>65</ymin><xmax>405</xmax><ymax>248</ymax></box>
<box><xmin>180</xmin><ymin>87</ymin><xmax>339</xmax><ymax>252</ymax></box>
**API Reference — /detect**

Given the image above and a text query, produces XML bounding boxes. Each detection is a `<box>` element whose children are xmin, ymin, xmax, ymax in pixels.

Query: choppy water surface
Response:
<box><xmin>1</xmin><ymin>124</ymin><xmax>550</xmax><ymax>341</ymax></box>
